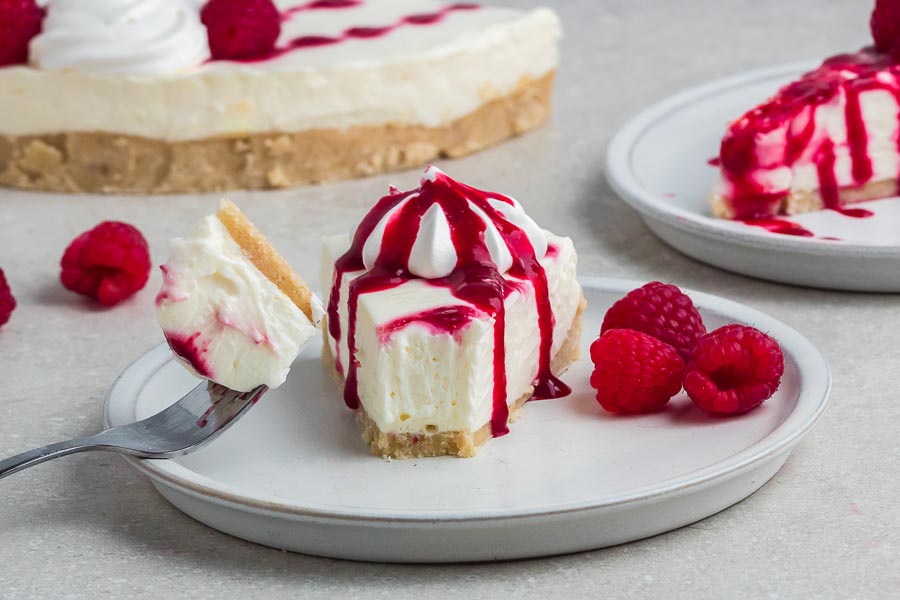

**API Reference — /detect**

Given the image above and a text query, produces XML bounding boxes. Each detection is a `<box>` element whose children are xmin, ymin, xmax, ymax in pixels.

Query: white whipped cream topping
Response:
<box><xmin>322</xmin><ymin>231</ymin><xmax>581</xmax><ymax>435</ymax></box>
<box><xmin>31</xmin><ymin>0</ymin><xmax>210</xmax><ymax>75</ymax></box>
<box><xmin>361</xmin><ymin>168</ymin><xmax>549</xmax><ymax>279</ymax></box>
<box><xmin>156</xmin><ymin>214</ymin><xmax>316</xmax><ymax>392</ymax></box>
<box><xmin>1</xmin><ymin>1</ymin><xmax>559</xmax><ymax>140</ymax></box>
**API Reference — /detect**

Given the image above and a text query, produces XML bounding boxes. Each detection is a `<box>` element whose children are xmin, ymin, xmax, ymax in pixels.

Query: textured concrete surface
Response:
<box><xmin>1</xmin><ymin>0</ymin><xmax>897</xmax><ymax>598</ymax></box>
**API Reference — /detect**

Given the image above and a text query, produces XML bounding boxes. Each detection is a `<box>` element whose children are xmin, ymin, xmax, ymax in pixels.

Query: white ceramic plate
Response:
<box><xmin>605</xmin><ymin>62</ymin><xmax>900</xmax><ymax>291</ymax></box>
<box><xmin>105</xmin><ymin>278</ymin><xmax>830</xmax><ymax>563</ymax></box>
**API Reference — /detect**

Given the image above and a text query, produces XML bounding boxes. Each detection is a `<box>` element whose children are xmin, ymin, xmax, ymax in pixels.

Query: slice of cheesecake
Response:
<box><xmin>322</xmin><ymin>167</ymin><xmax>585</xmax><ymax>458</ymax></box>
<box><xmin>156</xmin><ymin>200</ymin><xmax>321</xmax><ymax>391</ymax></box>
<box><xmin>710</xmin><ymin>48</ymin><xmax>900</xmax><ymax>220</ymax></box>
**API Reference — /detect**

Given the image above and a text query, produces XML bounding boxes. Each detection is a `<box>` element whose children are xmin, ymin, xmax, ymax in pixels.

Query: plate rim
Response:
<box><xmin>104</xmin><ymin>277</ymin><xmax>832</xmax><ymax>523</ymax></box>
<box><xmin>604</xmin><ymin>60</ymin><xmax>900</xmax><ymax>258</ymax></box>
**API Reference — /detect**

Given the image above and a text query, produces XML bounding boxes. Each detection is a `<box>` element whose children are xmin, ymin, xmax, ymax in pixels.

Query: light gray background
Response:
<box><xmin>1</xmin><ymin>0</ymin><xmax>895</xmax><ymax>598</ymax></box>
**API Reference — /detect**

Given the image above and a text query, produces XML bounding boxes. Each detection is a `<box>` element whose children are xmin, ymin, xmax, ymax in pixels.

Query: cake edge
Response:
<box><xmin>215</xmin><ymin>200</ymin><xmax>317</xmax><ymax>322</ymax></box>
<box><xmin>322</xmin><ymin>292</ymin><xmax>587</xmax><ymax>459</ymax></box>
<box><xmin>0</xmin><ymin>72</ymin><xmax>555</xmax><ymax>195</ymax></box>
<box><xmin>710</xmin><ymin>178</ymin><xmax>898</xmax><ymax>219</ymax></box>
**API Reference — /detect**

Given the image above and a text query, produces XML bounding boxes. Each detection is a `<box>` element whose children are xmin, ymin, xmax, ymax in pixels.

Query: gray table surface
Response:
<box><xmin>1</xmin><ymin>0</ymin><xmax>896</xmax><ymax>598</ymax></box>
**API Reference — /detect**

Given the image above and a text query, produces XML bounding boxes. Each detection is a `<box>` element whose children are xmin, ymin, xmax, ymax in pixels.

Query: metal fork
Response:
<box><xmin>0</xmin><ymin>382</ymin><xmax>266</xmax><ymax>480</ymax></box>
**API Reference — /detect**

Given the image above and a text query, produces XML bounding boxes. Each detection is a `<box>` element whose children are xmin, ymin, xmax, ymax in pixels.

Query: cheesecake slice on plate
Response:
<box><xmin>710</xmin><ymin>3</ymin><xmax>900</xmax><ymax>220</ymax></box>
<box><xmin>156</xmin><ymin>201</ymin><xmax>322</xmax><ymax>391</ymax></box>
<box><xmin>322</xmin><ymin>167</ymin><xmax>585</xmax><ymax>458</ymax></box>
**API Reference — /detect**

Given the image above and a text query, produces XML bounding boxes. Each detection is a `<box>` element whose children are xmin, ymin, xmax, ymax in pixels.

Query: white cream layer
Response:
<box><xmin>714</xmin><ymin>86</ymin><xmax>900</xmax><ymax>202</ymax></box>
<box><xmin>0</xmin><ymin>1</ymin><xmax>560</xmax><ymax>140</ymax></box>
<box><xmin>321</xmin><ymin>231</ymin><xmax>581</xmax><ymax>436</ymax></box>
<box><xmin>156</xmin><ymin>214</ymin><xmax>316</xmax><ymax>392</ymax></box>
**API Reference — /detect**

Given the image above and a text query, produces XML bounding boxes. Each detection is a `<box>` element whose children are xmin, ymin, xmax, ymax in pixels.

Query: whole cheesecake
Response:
<box><xmin>0</xmin><ymin>0</ymin><xmax>560</xmax><ymax>194</ymax></box>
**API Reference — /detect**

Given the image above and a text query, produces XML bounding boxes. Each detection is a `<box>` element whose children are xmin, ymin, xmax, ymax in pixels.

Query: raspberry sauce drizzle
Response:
<box><xmin>716</xmin><ymin>49</ymin><xmax>900</xmax><ymax>220</ymax></box>
<box><xmin>238</xmin><ymin>3</ymin><xmax>481</xmax><ymax>61</ymax></box>
<box><xmin>165</xmin><ymin>332</ymin><xmax>214</xmax><ymax>378</ymax></box>
<box><xmin>326</xmin><ymin>170</ymin><xmax>566</xmax><ymax>437</ymax></box>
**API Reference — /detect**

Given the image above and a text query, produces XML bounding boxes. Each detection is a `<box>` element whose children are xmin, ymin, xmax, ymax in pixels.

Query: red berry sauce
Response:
<box><xmin>234</xmin><ymin>2</ymin><xmax>480</xmax><ymax>62</ymax></box>
<box><xmin>165</xmin><ymin>332</ymin><xmax>214</xmax><ymax>379</ymax></box>
<box><xmin>326</xmin><ymin>170</ymin><xmax>568</xmax><ymax>437</ymax></box>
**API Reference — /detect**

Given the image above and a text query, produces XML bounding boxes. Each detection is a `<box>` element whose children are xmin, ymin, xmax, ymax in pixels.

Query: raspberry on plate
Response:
<box><xmin>60</xmin><ymin>222</ymin><xmax>151</xmax><ymax>307</ymax></box>
<box><xmin>601</xmin><ymin>281</ymin><xmax>706</xmax><ymax>362</ymax></box>
<box><xmin>871</xmin><ymin>0</ymin><xmax>900</xmax><ymax>52</ymax></box>
<box><xmin>590</xmin><ymin>329</ymin><xmax>685</xmax><ymax>415</ymax></box>
<box><xmin>201</xmin><ymin>0</ymin><xmax>281</xmax><ymax>60</ymax></box>
<box><xmin>683</xmin><ymin>324</ymin><xmax>784</xmax><ymax>415</ymax></box>
<box><xmin>0</xmin><ymin>0</ymin><xmax>45</xmax><ymax>67</ymax></box>
<box><xmin>0</xmin><ymin>267</ymin><xmax>16</xmax><ymax>328</ymax></box>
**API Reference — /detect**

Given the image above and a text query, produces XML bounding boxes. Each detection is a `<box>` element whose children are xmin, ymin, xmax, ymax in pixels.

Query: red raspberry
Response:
<box><xmin>0</xmin><ymin>268</ymin><xmax>16</xmax><ymax>328</ymax></box>
<box><xmin>201</xmin><ymin>0</ymin><xmax>281</xmax><ymax>60</ymax></box>
<box><xmin>683</xmin><ymin>324</ymin><xmax>784</xmax><ymax>415</ymax></box>
<box><xmin>872</xmin><ymin>0</ymin><xmax>900</xmax><ymax>53</ymax></box>
<box><xmin>0</xmin><ymin>0</ymin><xmax>44</xmax><ymax>67</ymax></box>
<box><xmin>60</xmin><ymin>222</ymin><xmax>151</xmax><ymax>307</ymax></box>
<box><xmin>601</xmin><ymin>281</ymin><xmax>706</xmax><ymax>362</ymax></box>
<box><xmin>590</xmin><ymin>329</ymin><xmax>685</xmax><ymax>415</ymax></box>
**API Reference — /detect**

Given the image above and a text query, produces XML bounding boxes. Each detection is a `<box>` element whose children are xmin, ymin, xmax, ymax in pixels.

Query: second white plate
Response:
<box><xmin>606</xmin><ymin>62</ymin><xmax>900</xmax><ymax>291</ymax></box>
<box><xmin>104</xmin><ymin>278</ymin><xmax>830</xmax><ymax>563</ymax></box>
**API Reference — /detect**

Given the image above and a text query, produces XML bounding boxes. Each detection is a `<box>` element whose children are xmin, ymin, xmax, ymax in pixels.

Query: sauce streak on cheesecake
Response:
<box><xmin>165</xmin><ymin>332</ymin><xmax>214</xmax><ymax>379</ymax></box>
<box><xmin>327</xmin><ymin>171</ymin><xmax>568</xmax><ymax>437</ymax></box>
<box><xmin>717</xmin><ymin>49</ymin><xmax>900</xmax><ymax>220</ymax></box>
<box><xmin>234</xmin><ymin>3</ymin><xmax>481</xmax><ymax>62</ymax></box>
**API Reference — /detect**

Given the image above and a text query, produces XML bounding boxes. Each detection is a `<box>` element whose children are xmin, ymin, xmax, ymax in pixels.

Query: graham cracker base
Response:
<box><xmin>322</xmin><ymin>292</ymin><xmax>586</xmax><ymax>459</ymax></box>
<box><xmin>0</xmin><ymin>73</ymin><xmax>554</xmax><ymax>195</ymax></box>
<box><xmin>710</xmin><ymin>178</ymin><xmax>898</xmax><ymax>218</ymax></box>
<box><xmin>215</xmin><ymin>200</ymin><xmax>316</xmax><ymax>321</ymax></box>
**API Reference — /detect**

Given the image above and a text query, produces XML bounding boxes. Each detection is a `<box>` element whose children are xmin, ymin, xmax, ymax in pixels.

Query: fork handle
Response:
<box><xmin>0</xmin><ymin>437</ymin><xmax>104</xmax><ymax>480</ymax></box>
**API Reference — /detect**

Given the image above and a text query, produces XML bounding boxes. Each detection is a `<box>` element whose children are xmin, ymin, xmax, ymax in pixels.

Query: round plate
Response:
<box><xmin>105</xmin><ymin>278</ymin><xmax>831</xmax><ymax>563</ymax></box>
<box><xmin>605</xmin><ymin>62</ymin><xmax>900</xmax><ymax>292</ymax></box>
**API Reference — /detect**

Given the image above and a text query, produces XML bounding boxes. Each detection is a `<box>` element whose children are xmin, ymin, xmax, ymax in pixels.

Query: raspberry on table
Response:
<box><xmin>601</xmin><ymin>281</ymin><xmax>706</xmax><ymax>362</ymax></box>
<box><xmin>871</xmin><ymin>0</ymin><xmax>900</xmax><ymax>52</ymax></box>
<box><xmin>201</xmin><ymin>0</ymin><xmax>282</xmax><ymax>60</ymax></box>
<box><xmin>60</xmin><ymin>222</ymin><xmax>151</xmax><ymax>307</ymax></box>
<box><xmin>0</xmin><ymin>268</ymin><xmax>16</xmax><ymax>328</ymax></box>
<box><xmin>683</xmin><ymin>324</ymin><xmax>784</xmax><ymax>415</ymax></box>
<box><xmin>0</xmin><ymin>0</ymin><xmax>45</xmax><ymax>67</ymax></box>
<box><xmin>590</xmin><ymin>329</ymin><xmax>685</xmax><ymax>415</ymax></box>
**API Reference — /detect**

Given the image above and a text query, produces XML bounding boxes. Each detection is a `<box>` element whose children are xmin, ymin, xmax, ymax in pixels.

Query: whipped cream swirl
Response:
<box><xmin>361</xmin><ymin>167</ymin><xmax>549</xmax><ymax>279</ymax></box>
<box><xmin>31</xmin><ymin>0</ymin><xmax>210</xmax><ymax>75</ymax></box>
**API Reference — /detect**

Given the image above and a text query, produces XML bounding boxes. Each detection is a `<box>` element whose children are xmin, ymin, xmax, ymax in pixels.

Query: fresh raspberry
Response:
<box><xmin>683</xmin><ymin>324</ymin><xmax>784</xmax><ymax>415</ymax></box>
<box><xmin>201</xmin><ymin>0</ymin><xmax>281</xmax><ymax>60</ymax></box>
<box><xmin>60</xmin><ymin>222</ymin><xmax>151</xmax><ymax>307</ymax></box>
<box><xmin>590</xmin><ymin>329</ymin><xmax>685</xmax><ymax>415</ymax></box>
<box><xmin>0</xmin><ymin>268</ymin><xmax>16</xmax><ymax>328</ymax></box>
<box><xmin>871</xmin><ymin>0</ymin><xmax>900</xmax><ymax>53</ymax></box>
<box><xmin>0</xmin><ymin>0</ymin><xmax>44</xmax><ymax>67</ymax></box>
<box><xmin>601</xmin><ymin>281</ymin><xmax>706</xmax><ymax>362</ymax></box>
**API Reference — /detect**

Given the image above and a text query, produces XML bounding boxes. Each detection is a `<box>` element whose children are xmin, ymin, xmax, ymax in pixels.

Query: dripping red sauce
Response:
<box><xmin>326</xmin><ymin>172</ymin><xmax>567</xmax><ymax>437</ymax></box>
<box><xmin>378</xmin><ymin>306</ymin><xmax>480</xmax><ymax>343</ymax></box>
<box><xmin>716</xmin><ymin>48</ymin><xmax>900</xmax><ymax>220</ymax></box>
<box><xmin>831</xmin><ymin>206</ymin><xmax>874</xmax><ymax>218</ymax></box>
<box><xmin>165</xmin><ymin>332</ymin><xmax>214</xmax><ymax>379</ymax></box>
<box><xmin>282</xmin><ymin>0</ymin><xmax>361</xmax><ymax>20</ymax></box>
<box><xmin>233</xmin><ymin>3</ymin><xmax>481</xmax><ymax>62</ymax></box>
<box><xmin>739</xmin><ymin>217</ymin><xmax>815</xmax><ymax>237</ymax></box>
